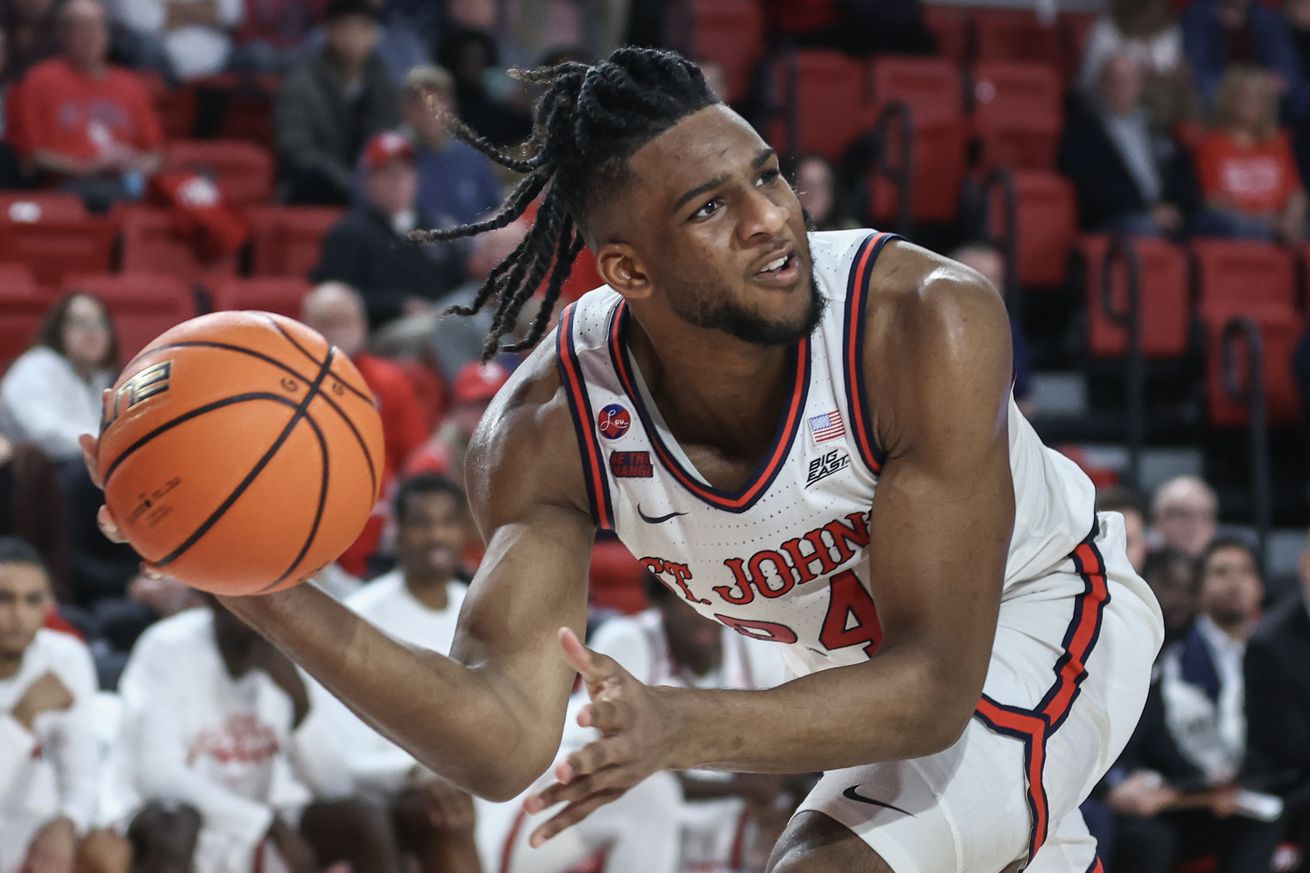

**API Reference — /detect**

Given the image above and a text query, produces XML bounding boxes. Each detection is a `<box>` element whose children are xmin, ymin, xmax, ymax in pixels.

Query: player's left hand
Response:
<box><xmin>523</xmin><ymin>628</ymin><xmax>677</xmax><ymax>847</ymax></box>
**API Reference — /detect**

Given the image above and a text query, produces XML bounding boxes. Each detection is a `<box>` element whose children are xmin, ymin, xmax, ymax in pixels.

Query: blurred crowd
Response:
<box><xmin>0</xmin><ymin>0</ymin><xmax>1307</xmax><ymax>871</ymax></box>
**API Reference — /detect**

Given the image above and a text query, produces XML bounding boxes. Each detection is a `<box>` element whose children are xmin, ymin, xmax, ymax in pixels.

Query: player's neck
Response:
<box><xmin>625</xmin><ymin>314</ymin><xmax>793</xmax><ymax>448</ymax></box>
<box><xmin>405</xmin><ymin>575</ymin><xmax>451</xmax><ymax>612</ymax></box>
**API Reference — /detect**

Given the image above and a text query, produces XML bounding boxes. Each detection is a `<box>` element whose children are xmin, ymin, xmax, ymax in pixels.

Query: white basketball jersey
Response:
<box><xmin>555</xmin><ymin>230</ymin><xmax>1096</xmax><ymax>677</ymax></box>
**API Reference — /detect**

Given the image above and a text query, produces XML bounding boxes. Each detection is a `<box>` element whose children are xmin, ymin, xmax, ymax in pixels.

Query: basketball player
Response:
<box><xmin>84</xmin><ymin>48</ymin><xmax>1165</xmax><ymax>872</ymax></box>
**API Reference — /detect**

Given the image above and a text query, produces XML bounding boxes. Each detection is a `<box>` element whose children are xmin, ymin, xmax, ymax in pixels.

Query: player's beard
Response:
<box><xmin>666</xmin><ymin>269</ymin><xmax>825</xmax><ymax>346</ymax></box>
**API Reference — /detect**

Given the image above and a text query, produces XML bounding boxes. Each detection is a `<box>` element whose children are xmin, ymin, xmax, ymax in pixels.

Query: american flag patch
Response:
<box><xmin>807</xmin><ymin>410</ymin><xmax>844</xmax><ymax>443</ymax></box>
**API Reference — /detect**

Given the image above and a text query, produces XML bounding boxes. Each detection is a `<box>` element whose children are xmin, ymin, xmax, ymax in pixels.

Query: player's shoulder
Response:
<box><xmin>464</xmin><ymin>326</ymin><xmax>593</xmax><ymax>522</ymax></box>
<box><xmin>864</xmin><ymin>239</ymin><xmax>1009</xmax><ymax>359</ymax></box>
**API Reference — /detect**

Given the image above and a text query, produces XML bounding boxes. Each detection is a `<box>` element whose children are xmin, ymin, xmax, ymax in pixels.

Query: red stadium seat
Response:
<box><xmin>973</xmin><ymin>8</ymin><xmax>1060</xmax><ymax>65</ymax></box>
<box><xmin>0</xmin><ymin>214</ymin><xmax>116</xmax><ymax>288</ymax></box>
<box><xmin>207</xmin><ymin>276</ymin><xmax>311</xmax><ymax>320</ymax></box>
<box><xmin>62</xmin><ymin>273</ymin><xmax>195</xmax><ymax>360</ymax></box>
<box><xmin>867</xmin><ymin>57</ymin><xmax>969</xmax><ymax>224</ymax></box>
<box><xmin>1060</xmin><ymin>12</ymin><xmax>1099</xmax><ymax>84</ymax></box>
<box><xmin>0</xmin><ymin>264</ymin><xmax>49</xmax><ymax>372</ymax></box>
<box><xmin>0</xmin><ymin>193</ymin><xmax>87</xmax><ymax>223</ymax></box>
<box><xmin>140</xmin><ymin>72</ymin><xmax>198</xmax><ymax>140</ymax></box>
<box><xmin>117</xmin><ymin>206</ymin><xmax>240</xmax><ymax>284</ymax></box>
<box><xmin>766</xmin><ymin>50</ymin><xmax>869</xmax><ymax>161</ymax></box>
<box><xmin>972</xmin><ymin>61</ymin><xmax>1064</xmax><ymax>170</ymax></box>
<box><xmin>988</xmin><ymin>170</ymin><xmax>1078</xmax><ymax>288</ymax></box>
<box><xmin>248</xmin><ymin>206</ymin><xmax>344</xmax><ymax>278</ymax></box>
<box><xmin>922</xmin><ymin>4</ymin><xmax>972</xmax><ymax>62</ymax></box>
<box><xmin>1191</xmin><ymin>240</ymin><xmax>1297</xmax><ymax>311</ymax></box>
<box><xmin>589</xmin><ymin>539</ymin><xmax>648</xmax><ymax>615</ymax></box>
<box><xmin>164</xmin><ymin>139</ymin><xmax>275</xmax><ymax>206</ymax></box>
<box><xmin>1079</xmin><ymin>235</ymin><xmax>1190</xmax><ymax>358</ymax></box>
<box><xmin>1201</xmin><ymin>304</ymin><xmax>1304</xmax><ymax>427</ymax></box>
<box><xmin>202</xmin><ymin>73</ymin><xmax>281</xmax><ymax>147</ymax></box>
<box><xmin>685</xmin><ymin>0</ymin><xmax>765</xmax><ymax>103</ymax></box>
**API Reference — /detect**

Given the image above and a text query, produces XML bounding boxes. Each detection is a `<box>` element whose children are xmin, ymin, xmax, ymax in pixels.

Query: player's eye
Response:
<box><xmin>691</xmin><ymin>199</ymin><xmax>722</xmax><ymax>221</ymax></box>
<box><xmin>757</xmin><ymin>169</ymin><xmax>780</xmax><ymax>186</ymax></box>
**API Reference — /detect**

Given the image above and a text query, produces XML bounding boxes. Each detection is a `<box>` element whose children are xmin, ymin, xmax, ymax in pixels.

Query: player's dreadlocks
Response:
<box><xmin>411</xmin><ymin>48</ymin><xmax>718</xmax><ymax>360</ymax></box>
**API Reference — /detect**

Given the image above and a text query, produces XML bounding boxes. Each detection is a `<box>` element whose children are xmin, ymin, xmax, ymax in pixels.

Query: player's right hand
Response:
<box><xmin>12</xmin><ymin>672</ymin><xmax>75</xmax><ymax>730</ymax></box>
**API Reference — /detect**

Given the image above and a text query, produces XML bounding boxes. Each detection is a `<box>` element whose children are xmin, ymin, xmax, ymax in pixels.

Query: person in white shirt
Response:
<box><xmin>116</xmin><ymin>597</ymin><xmax>401</xmax><ymax>873</ymax></box>
<box><xmin>1159</xmin><ymin>537</ymin><xmax>1264</xmax><ymax>784</ymax></box>
<box><xmin>489</xmin><ymin>571</ymin><xmax>793</xmax><ymax>873</ymax></box>
<box><xmin>112</xmin><ymin>0</ymin><xmax>243</xmax><ymax>80</ymax></box>
<box><xmin>0</xmin><ymin>292</ymin><xmax>117</xmax><ymax>463</ymax></box>
<box><xmin>298</xmin><ymin>473</ymin><xmax>483</xmax><ymax>873</ymax></box>
<box><xmin>0</xmin><ymin>536</ymin><xmax>130</xmax><ymax>873</ymax></box>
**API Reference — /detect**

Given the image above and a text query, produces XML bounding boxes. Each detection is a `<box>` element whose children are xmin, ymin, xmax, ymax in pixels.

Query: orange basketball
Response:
<box><xmin>97</xmin><ymin>311</ymin><xmax>385</xmax><ymax>596</ymax></box>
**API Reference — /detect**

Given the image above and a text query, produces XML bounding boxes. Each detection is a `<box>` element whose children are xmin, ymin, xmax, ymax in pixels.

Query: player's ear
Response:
<box><xmin>595</xmin><ymin>242</ymin><xmax>653</xmax><ymax>301</ymax></box>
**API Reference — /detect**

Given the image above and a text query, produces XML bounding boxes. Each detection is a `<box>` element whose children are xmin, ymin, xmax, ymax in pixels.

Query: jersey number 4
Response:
<box><xmin>715</xmin><ymin>569</ymin><xmax>884</xmax><ymax>658</ymax></box>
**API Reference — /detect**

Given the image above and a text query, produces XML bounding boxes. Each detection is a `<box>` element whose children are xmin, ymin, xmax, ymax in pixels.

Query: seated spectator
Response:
<box><xmin>373</xmin><ymin>220</ymin><xmax>528</xmax><ymax>382</ymax></box>
<box><xmin>300</xmin><ymin>281</ymin><xmax>428</xmax><ymax>575</ymax></box>
<box><xmin>1243</xmin><ymin>527</ymin><xmax>1310</xmax><ymax>854</ymax></box>
<box><xmin>1059</xmin><ymin>53</ymin><xmax>1197</xmax><ymax>237</ymax></box>
<box><xmin>1156</xmin><ymin>537</ymin><xmax>1281</xmax><ymax>871</ymax></box>
<box><xmin>403</xmin><ymin>65</ymin><xmax>502</xmax><ymax>228</ymax></box>
<box><xmin>113</xmin><ymin>0</ymin><xmax>242</xmax><ymax>80</ymax></box>
<box><xmin>793</xmin><ymin>154</ymin><xmax>857</xmax><ymax>232</ymax></box>
<box><xmin>116</xmin><ymin>596</ymin><xmax>399</xmax><ymax>873</ymax></box>
<box><xmin>1097</xmin><ymin>485</ymin><xmax>1149</xmax><ymax>572</ymax></box>
<box><xmin>275</xmin><ymin>0</ymin><xmax>399</xmax><ymax>205</ymax></box>
<box><xmin>435</xmin><ymin>25</ymin><xmax>531</xmax><ymax>148</ymax></box>
<box><xmin>0</xmin><ymin>537</ymin><xmax>131</xmax><ymax>873</ymax></box>
<box><xmin>1150</xmin><ymin>475</ymin><xmax>1219</xmax><ymax>558</ymax></box>
<box><xmin>0</xmin><ymin>292</ymin><xmax>115</xmax><ymax>464</ymax></box>
<box><xmin>1183</xmin><ymin>0</ymin><xmax>1310</xmax><ymax>119</ymax></box>
<box><xmin>1192</xmin><ymin>66</ymin><xmax>1308</xmax><ymax>242</ymax></box>
<box><xmin>11</xmin><ymin>0</ymin><xmax>162</xmax><ymax>212</ymax></box>
<box><xmin>946</xmin><ymin>242</ymin><xmax>1036</xmax><ymax>417</ymax></box>
<box><xmin>1145</xmin><ymin>547</ymin><xmax>1202</xmax><ymax>645</ymax></box>
<box><xmin>1079</xmin><ymin>0</ymin><xmax>1197</xmax><ymax>129</ymax></box>
<box><xmin>312</xmin><ymin>131</ymin><xmax>465</xmax><ymax>326</ymax></box>
<box><xmin>297</xmin><ymin>474</ymin><xmax>481</xmax><ymax>872</ymax></box>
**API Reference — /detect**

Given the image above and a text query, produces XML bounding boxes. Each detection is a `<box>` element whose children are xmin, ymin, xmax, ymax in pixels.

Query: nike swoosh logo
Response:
<box><xmin>842</xmin><ymin>786</ymin><xmax>914</xmax><ymax>817</ymax></box>
<box><xmin>636</xmin><ymin>504</ymin><xmax>688</xmax><ymax>524</ymax></box>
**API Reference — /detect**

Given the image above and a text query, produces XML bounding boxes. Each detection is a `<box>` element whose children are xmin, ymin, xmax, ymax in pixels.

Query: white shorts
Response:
<box><xmin>796</xmin><ymin>512</ymin><xmax>1164</xmax><ymax>873</ymax></box>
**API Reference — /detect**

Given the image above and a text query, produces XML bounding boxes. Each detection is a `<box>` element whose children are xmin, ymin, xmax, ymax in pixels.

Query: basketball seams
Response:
<box><xmin>138</xmin><ymin>340</ymin><xmax>379</xmax><ymax>497</ymax></box>
<box><xmin>261</xmin><ymin>410</ymin><xmax>331</xmax><ymax>590</ymax></box>
<box><xmin>263</xmin><ymin>315</ymin><xmax>372</xmax><ymax>403</ymax></box>
<box><xmin>101</xmin><ymin>392</ymin><xmax>300</xmax><ymax>488</ymax></box>
<box><xmin>154</xmin><ymin>349</ymin><xmax>337</xmax><ymax>569</ymax></box>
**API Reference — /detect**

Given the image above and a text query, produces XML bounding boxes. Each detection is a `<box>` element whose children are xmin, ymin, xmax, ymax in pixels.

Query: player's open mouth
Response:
<box><xmin>752</xmin><ymin>251</ymin><xmax>800</xmax><ymax>285</ymax></box>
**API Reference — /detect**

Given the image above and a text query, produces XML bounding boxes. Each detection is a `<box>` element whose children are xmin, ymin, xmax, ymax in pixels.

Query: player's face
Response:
<box><xmin>1199</xmin><ymin>546</ymin><xmax>1262</xmax><ymax>627</ymax></box>
<box><xmin>396</xmin><ymin>491</ymin><xmax>466</xmax><ymax>583</ymax></box>
<box><xmin>0</xmin><ymin>563</ymin><xmax>51</xmax><ymax>660</ymax></box>
<box><xmin>618</xmin><ymin>106</ymin><xmax>820</xmax><ymax>345</ymax></box>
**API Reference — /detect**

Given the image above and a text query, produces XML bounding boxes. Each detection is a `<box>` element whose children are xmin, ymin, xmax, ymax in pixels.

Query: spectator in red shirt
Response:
<box><xmin>301</xmin><ymin>280</ymin><xmax>428</xmax><ymax>577</ymax></box>
<box><xmin>12</xmin><ymin>0</ymin><xmax>162</xmax><ymax>213</ymax></box>
<box><xmin>1192</xmin><ymin>65</ymin><xmax>1308</xmax><ymax>242</ymax></box>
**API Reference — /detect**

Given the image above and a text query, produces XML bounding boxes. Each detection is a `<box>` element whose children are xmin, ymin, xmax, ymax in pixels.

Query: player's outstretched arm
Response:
<box><xmin>85</xmin><ymin>349</ymin><xmax>598</xmax><ymax>802</ymax></box>
<box><xmin>525</xmin><ymin>244</ymin><xmax>1017</xmax><ymax>838</ymax></box>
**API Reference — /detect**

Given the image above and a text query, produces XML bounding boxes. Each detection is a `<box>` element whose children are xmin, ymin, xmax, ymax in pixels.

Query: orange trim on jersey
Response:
<box><xmin>843</xmin><ymin>232</ymin><xmax>894</xmax><ymax>476</ymax></box>
<box><xmin>607</xmin><ymin>301</ymin><xmax>811</xmax><ymax>513</ymax></box>
<box><xmin>972</xmin><ymin>526</ymin><xmax>1109</xmax><ymax>864</ymax></box>
<box><xmin>556</xmin><ymin>304</ymin><xmax>614</xmax><ymax>529</ymax></box>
